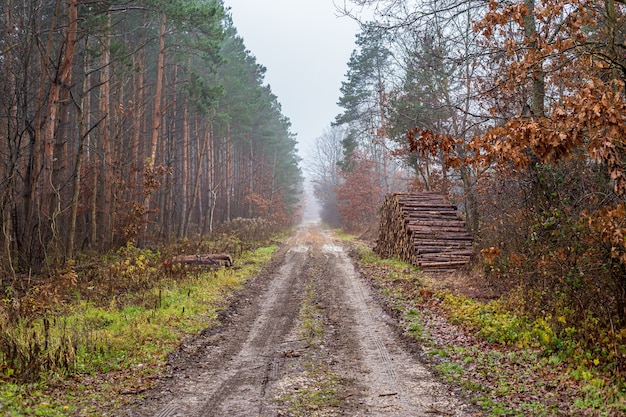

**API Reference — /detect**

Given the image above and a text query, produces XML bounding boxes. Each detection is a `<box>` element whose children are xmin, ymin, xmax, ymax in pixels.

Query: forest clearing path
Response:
<box><xmin>123</xmin><ymin>224</ymin><xmax>476</xmax><ymax>416</ymax></box>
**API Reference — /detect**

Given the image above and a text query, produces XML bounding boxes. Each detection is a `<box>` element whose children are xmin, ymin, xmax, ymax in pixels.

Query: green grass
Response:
<box><xmin>331</xmin><ymin>229</ymin><xmax>356</xmax><ymax>242</ymax></box>
<box><xmin>0</xmin><ymin>244</ymin><xmax>278</xmax><ymax>416</ymax></box>
<box><xmin>299</xmin><ymin>284</ymin><xmax>324</xmax><ymax>346</ymax></box>
<box><xmin>279</xmin><ymin>373</ymin><xmax>342</xmax><ymax>416</ymax></box>
<box><xmin>405</xmin><ymin>308</ymin><xmax>426</xmax><ymax>340</ymax></box>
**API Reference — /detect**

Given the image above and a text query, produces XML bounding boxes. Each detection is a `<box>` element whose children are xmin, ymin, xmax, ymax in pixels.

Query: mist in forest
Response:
<box><xmin>301</xmin><ymin>183</ymin><xmax>321</xmax><ymax>224</ymax></box>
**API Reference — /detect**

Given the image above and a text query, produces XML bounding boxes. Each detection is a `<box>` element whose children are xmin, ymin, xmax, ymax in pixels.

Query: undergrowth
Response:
<box><xmin>0</xmin><ymin>239</ymin><xmax>278</xmax><ymax>416</ymax></box>
<box><xmin>353</xmin><ymin>243</ymin><xmax>626</xmax><ymax>417</ymax></box>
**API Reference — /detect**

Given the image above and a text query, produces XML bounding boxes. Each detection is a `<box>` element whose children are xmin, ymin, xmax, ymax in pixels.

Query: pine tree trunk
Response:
<box><xmin>90</xmin><ymin>148</ymin><xmax>98</xmax><ymax>248</ymax></box>
<box><xmin>179</xmin><ymin>100</ymin><xmax>189</xmax><ymax>238</ymax></box>
<box><xmin>205</xmin><ymin>124</ymin><xmax>216</xmax><ymax>234</ymax></box>
<box><xmin>97</xmin><ymin>11</ymin><xmax>112</xmax><ymax>247</ymax></box>
<box><xmin>42</xmin><ymin>0</ymin><xmax>78</xmax><ymax>257</ymax></box>
<box><xmin>148</xmin><ymin>12</ymin><xmax>166</xmax><ymax>166</ymax></box>
<box><xmin>27</xmin><ymin>0</ymin><xmax>60</xmax><ymax>263</ymax></box>
<box><xmin>187</xmin><ymin>126</ymin><xmax>210</xmax><ymax>233</ymax></box>
<box><xmin>248</xmin><ymin>144</ymin><xmax>254</xmax><ymax>217</ymax></box>
<box><xmin>131</xmin><ymin>50</ymin><xmax>144</xmax><ymax>193</ymax></box>
<box><xmin>68</xmin><ymin>43</ymin><xmax>93</xmax><ymax>260</ymax></box>
<box><xmin>226</xmin><ymin>123</ymin><xmax>232</xmax><ymax>222</ymax></box>
<box><xmin>143</xmin><ymin>12</ymin><xmax>166</xmax><ymax>230</ymax></box>
<box><xmin>2</xmin><ymin>0</ymin><xmax>16</xmax><ymax>273</ymax></box>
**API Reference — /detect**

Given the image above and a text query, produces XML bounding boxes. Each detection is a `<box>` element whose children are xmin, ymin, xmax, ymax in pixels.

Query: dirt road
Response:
<box><xmin>123</xmin><ymin>225</ymin><xmax>476</xmax><ymax>416</ymax></box>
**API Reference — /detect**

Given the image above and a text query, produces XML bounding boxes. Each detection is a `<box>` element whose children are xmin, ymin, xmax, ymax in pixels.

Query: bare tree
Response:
<box><xmin>307</xmin><ymin>126</ymin><xmax>346</xmax><ymax>226</ymax></box>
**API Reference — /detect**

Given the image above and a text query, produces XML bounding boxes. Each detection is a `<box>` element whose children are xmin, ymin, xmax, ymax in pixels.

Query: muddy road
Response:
<box><xmin>123</xmin><ymin>225</ymin><xmax>476</xmax><ymax>417</ymax></box>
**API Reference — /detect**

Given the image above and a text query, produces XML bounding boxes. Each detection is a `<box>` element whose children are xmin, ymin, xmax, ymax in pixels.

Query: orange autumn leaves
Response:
<box><xmin>408</xmin><ymin>77</ymin><xmax>626</xmax><ymax>194</ymax></box>
<box><xmin>401</xmin><ymin>0</ymin><xmax>626</xmax><ymax>264</ymax></box>
<box><xmin>335</xmin><ymin>155</ymin><xmax>383</xmax><ymax>231</ymax></box>
<box><xmin>472</xmin><ymin>78</ymin><xmax>626</xmax><ymax>194</ymax></box>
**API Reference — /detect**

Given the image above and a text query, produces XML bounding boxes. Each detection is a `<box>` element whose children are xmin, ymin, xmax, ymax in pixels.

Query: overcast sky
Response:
<box><xmin>224</xmin><ymin>0</ymin><xmax>361</xmax><ymax>163</ymax></box>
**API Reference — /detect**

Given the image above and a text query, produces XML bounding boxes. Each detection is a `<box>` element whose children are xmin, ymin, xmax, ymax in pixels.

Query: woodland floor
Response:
<box><xmin>119</xmin><ymin>224</ymin><xmax>482</xmax><ymax>417</ymax></box>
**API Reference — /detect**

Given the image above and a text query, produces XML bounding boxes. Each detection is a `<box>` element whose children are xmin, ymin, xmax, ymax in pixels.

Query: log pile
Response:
<box><xmin>375</xmin><ymin>192</ymin><xmax>473</xmax><ymax>271</ymax></box>
<box><xmin>170</xmin><ymin>253</ymin><xmax>233</xmax><ymax>268</ymax></box>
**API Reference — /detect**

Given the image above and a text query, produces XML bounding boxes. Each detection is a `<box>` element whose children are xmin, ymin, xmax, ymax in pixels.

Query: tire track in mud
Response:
<box><xmin>322</xmin><ymin>240</ymin><xmax>414</xmax><ymax>414</ymax></box>
<box><xmin>123</xmin><ymin>235</ymin><xmax>310</xmax><ymax>417</ymax></box>
<box><xmin>187</xmin><ymin>242</ymin><xmax>306</xmax><ymax>417</ymax></box>
<box><xmin>122</xmin><ymin>225</ymin><xmax>477</xmax><ymax>417</ymax></box>
<box><xmin>317</xmin><ymin>233</ymin><xmax>476</xmax><ymax>416</ymax></box>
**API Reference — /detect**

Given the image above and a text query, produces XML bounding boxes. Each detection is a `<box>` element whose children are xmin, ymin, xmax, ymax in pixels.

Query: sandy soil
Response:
<box><xmin>121</xmin><ymin>224</ymin><xmax>478</xmax><ymax>417</ymax></box>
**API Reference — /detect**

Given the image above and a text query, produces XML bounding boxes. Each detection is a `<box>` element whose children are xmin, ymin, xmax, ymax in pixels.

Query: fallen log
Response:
<box><xmin>417</xmin><ymin>248</ymin><xmax>474</xmax><ymax>256</ymax></box>
<box><xmin>170</xmin><ymin>253</ymin><xmax>233</xmax><ymax>268</ymax></box>
<box><xmin>412</xmin><ymin>240</ymin><xmax>470</xmax><ymax>247</ymax></box>
<box><xmin>419</xmin><ymin>254</ymin><xmax>472</xmax><ymax>262</ymax></box>
<box><xmin>418</xmin><ymin>260</ymin><xmax>469</xmax><ymax>268</ymax></box>
<box><xmin>410</xmin><ymin>232</ymin><xmax>474</xmax><ymax>241</ymax></box>
<box><xmin>407</xmin><ymin>220</ymin><xmax>467</xmax><ymax>228</ymax></box>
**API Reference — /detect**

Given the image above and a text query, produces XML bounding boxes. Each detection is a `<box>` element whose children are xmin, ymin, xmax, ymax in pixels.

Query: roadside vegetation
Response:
<box><xmin>350</xmin><ymin>239</ymin><xmax>626</xmax><ymax>417</ymax></box>
<box><xmin>0</xmin><ymin>221</ymin><xmax>282</xmax><ymax>416</ymax></box>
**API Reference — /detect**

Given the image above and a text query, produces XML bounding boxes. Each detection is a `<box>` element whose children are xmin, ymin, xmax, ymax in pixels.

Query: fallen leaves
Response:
<box><xmin>354</xmin><ymin>245</ymin><xmax>626</xmax><ymax>416</ymax></box>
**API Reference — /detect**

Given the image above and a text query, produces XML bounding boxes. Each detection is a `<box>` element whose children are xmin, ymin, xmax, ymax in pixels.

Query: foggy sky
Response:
<box><xmin>224</xmin><ymin>0</ymin><xmax>359</xmax><ymax>159</ymax></box>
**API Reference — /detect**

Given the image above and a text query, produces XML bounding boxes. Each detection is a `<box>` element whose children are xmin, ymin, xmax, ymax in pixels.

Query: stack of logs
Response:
<box><xmin>375</xmin><ymin>192</ymin><xmax>474</xmax><ymax>271</ymax></box>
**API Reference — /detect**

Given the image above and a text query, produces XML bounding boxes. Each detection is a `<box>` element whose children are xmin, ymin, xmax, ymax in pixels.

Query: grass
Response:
<box><xmin>279</xmin><ymin>373</ymin><xmax>342</xmax><ymax>416</ymax></box>
<box><xmin>0</xmin><ymin>243</ymin><xmax>278</xmax><ymax>416</ymax></box>
<box><xmin>354</xmin><ymin>244</ymin><xmax>626</xmax><ymax>417</ymax></box>
<box><xmin>405</xmin><ymin>308</ymin><xmax>426</xmax><ymax>340</ymax></box>
<box><xmin>299</xmin><ymin>284</ymin><xmax>324</xmax><ymax>346</ymax></box>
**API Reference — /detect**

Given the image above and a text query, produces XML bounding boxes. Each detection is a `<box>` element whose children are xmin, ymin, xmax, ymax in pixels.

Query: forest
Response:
<box><xmin>2</xmin><ymin>0</ymin><xmax>626</xmax><ymax>414</ymax></box>
<box><xmin>0</xmin><ymin>1</ymin><xmax>304</xmax><ymax>412</ymax></box>
<box><xmin>0</xmin><ymin>0</ymin><xmax>302</xmax><ymax>274</ymax></box>
<box><xmin>309</xmin><ymin>0</ymin><xmax>626</xmax><ymax>400</ymax></box>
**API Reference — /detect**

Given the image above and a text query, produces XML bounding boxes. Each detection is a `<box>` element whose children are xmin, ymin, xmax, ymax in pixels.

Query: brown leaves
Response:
<box><xmin>481</xmin><ymin>247</ymin><xmax>502</xmax><ymax>265</ymax></box>
<box><xmin>475</xmin><ymin>2</ymin><xmax>527</xmax><ymax>38</ymax></box>
<box><xmin>585</xmin><ymin>204</ymin><xmax>626</xmax><ymax>263</ymax></box>
<box><xmin>335</xmin><ymin>153</ymin><xmax>383</xmax><ymax>232</ymax></box>
<box><xmin>406</xmin><ymin>128</ymin><xmax>463</xmax><ymax>170</ymax></box>
<box><xmin>466</xmin><ymin>76</ymin><xmax>626</xmax><ymax>195</ymax></box>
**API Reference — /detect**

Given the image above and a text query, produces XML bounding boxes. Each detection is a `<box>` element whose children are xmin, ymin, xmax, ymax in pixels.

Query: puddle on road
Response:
<box><xmin>321</xmin><ymin>244</ymin><xmax>342</xmax><ymax>253</ymax></box>
<box><xmin>288</xmin><ymin>244</ymin><xmax>309</xmax><ymax>253</ymax></box>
